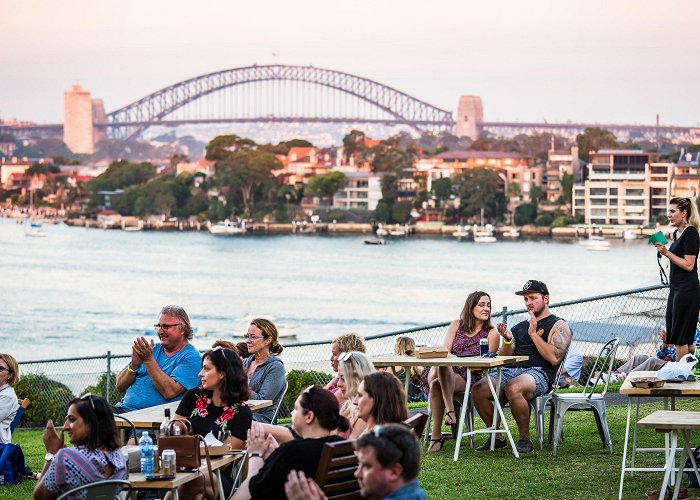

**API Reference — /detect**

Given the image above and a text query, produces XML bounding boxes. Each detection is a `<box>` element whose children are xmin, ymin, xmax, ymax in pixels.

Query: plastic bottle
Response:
<box><xmin>159</xmin><ymin>408</ymin><xmax>171</xmax><ymax>437</ymax></box>
<box><xmin>139</xmin><ymin>431</ymin><xmax>154</xmax><ymax>474</ymax></box>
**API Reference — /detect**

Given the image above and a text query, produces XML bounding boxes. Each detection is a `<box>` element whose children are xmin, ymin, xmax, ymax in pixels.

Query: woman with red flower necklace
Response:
<box><xmin>173</xmin><ymin>347</ymin><xmax>253</xmax><ymax>499</ymax></box>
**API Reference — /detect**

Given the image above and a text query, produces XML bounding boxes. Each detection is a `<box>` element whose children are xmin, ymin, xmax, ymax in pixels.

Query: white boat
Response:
<box><xmin>502</xmin><ymin>227</ymin><xmax>520</xmax><ymax>238</ymax></box>
<box><xmin>364</xmin><ymin>238</ymin><xmax>387</xmax><ymax>245</ymax></box>
<box><xmin>389</xmin><ymin>224</ymin><xmax>407</xmax><ymax>237</ymax></box>
<box><xmin>123</xmin><ymin>220</ymin><xmax>144</xmax><ymax>232</ymax></box>
<box><xmin>25</xmin><ymin>219</ymin><xmax>47</xmax><ymax>237</ymax></box>
<box><xmin>452</xmin><ymin>225</ymin><xmax>470</xmax><ymax>238</ymax></box>
<box><xmin>580</xmin><ymin>235</ymin><xmax>610</xmax><ymax>251</ymax></box>
<box><xmin>473</xmin><ymin>209</ymin><xmax>496</xmax><ymax>243</ymax></box>
<box><xmin>623</xmin><ymin>229</ymin><xmax>638</xmax><ymax>240</ymax></box>
<box><xmin>209</xmin><ymin>219</ymin><xmax>246</xmax><ymax>235</ymax></box>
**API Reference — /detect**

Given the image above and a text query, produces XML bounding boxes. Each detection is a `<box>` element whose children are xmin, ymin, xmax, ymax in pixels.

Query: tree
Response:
<box><xmin>215</xmin><ymin>149</ymin><xmax>281</xmax><ymax>217</ymax></box>
<box><xmin>431</xmin><ymin>177</ymin><xmax>452</xmax><ymax>202</ymax></box>
<box><xmin>305</xmin><ymin>172</ymin><xmax>346</xmax><ymax>202</ymax></box>
<box><xmin>370</xmin><ymin>137</ymin><xmax>418</xmax><ymax>174</ymax></box>
<box><xmin>205</xmin><ymin>135</ymin><xmax>256</xmax><ymax>162</ymax></box>
<box><xmin>560</xmin><ymin>172</ymin><xmax>574</xmax><ymax>204</ymax></box>
<box><xmin>87</xmin><ymin>160</ymin><xmax>156</xmax><ymax>192</ymax></box>
<box><xmin>342</xmin><ymin>130</ymin><xmax>368</xmax><ymax>163</ymax></box>
<box><xmin>514</xmin><ymin>203</ymin><xmax>537</xmax><ymax>225</ymax></box>
<box><xmin>576</xmin><ymin>128</ymin><xmax>618</xmax><ymax>162</ymax></box>
<box><xmin>506</xmin><ymin>181</ymin><xmax>521</xmax><ymax>199</ymax></box>
<box><xmin>374</xmin><ymin>199</ymin><xmax>390</xmax><ymax>222</ymax></box>
<box><xmin>452</xmin><ymin>168</ymin><xmax>504</xmax><ymax>218</ymax></box>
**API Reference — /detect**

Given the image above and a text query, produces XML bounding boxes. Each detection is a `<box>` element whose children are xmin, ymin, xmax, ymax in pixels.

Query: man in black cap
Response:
<box><xmin>471</xmin><ymin>279</ymin><xmax>571</xmax><ymax>454</ymax></box>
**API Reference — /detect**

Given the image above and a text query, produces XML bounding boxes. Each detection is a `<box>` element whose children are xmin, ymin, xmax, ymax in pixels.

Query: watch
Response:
<box><xmin>44</xmin><ymin>452</ymin><xmax>54</xmax><ymax>462</ymax></box>
<box><xmin>248</xmin><ymin>452</ymin><xmax>262</xmax><ymax>459</ymax></box>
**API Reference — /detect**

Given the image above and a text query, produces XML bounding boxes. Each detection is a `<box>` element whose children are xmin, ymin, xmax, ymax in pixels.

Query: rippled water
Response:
<box><xmin>0</xmin><ymin>219</ymin><xmax>659</xmax><ymax>360</ymax></box>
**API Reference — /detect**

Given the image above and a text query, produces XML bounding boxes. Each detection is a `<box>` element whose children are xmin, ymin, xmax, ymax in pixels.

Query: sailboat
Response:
<box><xmin>473</xmin><ymin>209</ymin><xmax>496</xmax><ymax>243</ymax></box>
<box><xmin>25</xmin><ymin>178</ymin><xmax>47</xmax><ymax>237</ymax></box>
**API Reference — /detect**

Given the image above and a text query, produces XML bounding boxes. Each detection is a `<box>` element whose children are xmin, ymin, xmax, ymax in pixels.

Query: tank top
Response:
<box><xmin>510</xmin><ymin>314</ymin><xmax>562</xmax><ymax>383</ymax></box>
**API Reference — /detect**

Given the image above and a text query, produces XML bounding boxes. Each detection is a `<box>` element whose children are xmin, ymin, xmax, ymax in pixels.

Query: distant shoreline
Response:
<box><xmin>60</xmin><ymin>217</ymin><xmax>658</xmax><ymax>239</ymax></box>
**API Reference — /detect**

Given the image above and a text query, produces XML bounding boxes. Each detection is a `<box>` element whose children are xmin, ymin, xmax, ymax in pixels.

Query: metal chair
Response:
<box><xmin>113</xmin><ymin>413</ymin><xmax>137</xmax><ymax>444</ymax></box>
<box><xmin>10</xmin><ymin>398</ymin><xmax>30</xmax><ymax>433</ymax></box>
<box><xmin>402</xmin><ymin>412</ymin><xmax>428</xmax><ymax>439</ymax></box>
<box><xmin>549</xmin><ymin>337</ymin><xmax>620</xmax><ymax>456</ymax></box>
<box><xmin>527</xmin><ymin>345</ymin><xmax>570</xmax><ymax>450</ymax></box>
<box><xmin>55</xmin><ymin>479</ymin><xmax>131</xmax><ymax>500</ymax></box>
<box><xmin>314</xmin><ymin>439</ymin><xmax>361</xmax><ymax>499</ymax></box>
<box><xmin>270</xmin><ymin>380</ymin><xmax>289</xmax><ymax>424</ymax></box>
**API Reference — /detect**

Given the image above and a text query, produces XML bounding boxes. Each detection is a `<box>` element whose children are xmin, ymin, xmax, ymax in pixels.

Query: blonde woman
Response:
<box><xmin>655</xmin><ymin>197</ymin><xmax>700</xmax><ymax>358</ymax></box>
<box><xmin>324</xmin><ymin>333</ymin><xmax>367</xmax><ymax>401</ymax></box>
<box><xmin>0</xmin><ymin>353</ymin><xmax>20</xmax><ymax>444</ymax></box>
<box><xmin>383</xmin><ymin>337</ymin><xmax>425</xmax><ymax>403</ymax></box>
<box><xmin>335</xmin><ymin>351</ymin><xmax>376</xmax><ymax>438</ymax></box>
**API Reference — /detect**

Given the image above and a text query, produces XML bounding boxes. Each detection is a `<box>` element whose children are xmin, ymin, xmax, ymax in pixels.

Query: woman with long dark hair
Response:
<box><xmin>173</xmin><ymin>347</ymin><xmax>253</xmax><ymax>499</ymax></box>
<box><xmin>34</xmin><ymin>395</ymin><xmax>126</xmax><ymax>500</ymax></box>
<box><xmin>233</xmin><ymin>386</ymin><xmax>350</xmax><ymax>499</ymax></box>
<box><xmin>655</xmin><ymin>197</ymin><xmax>700</xmax><ymax>358</ymax></box>
<box><xmin>424</xmin><ymin>291</ymin><xmax>499</xmax><ymax>452</ymax></box>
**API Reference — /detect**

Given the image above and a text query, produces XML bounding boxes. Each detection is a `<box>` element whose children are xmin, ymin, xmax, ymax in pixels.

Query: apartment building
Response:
<box><xmin>332</xmin><ymin>172</ymin><xmax>382</xmax><ymax>211</ymax></box>
<box><xmin>545</xmin><ymin>147</ymin><xmax>579</xmax><ymax>202</ymax></box>
<box><xmin>671</xmin><ymin>150</ymin><xmax>700</xmax><ymax>199</ymax></box>
<box><xmin>415</xmin><ymin>150</ymin><xmax>539</xmax><ymax>202</ymax></box>
<box><xmin>572</xmin><ymin>149</ymin><xmax>665</xmax><ymax>225</ymax></box>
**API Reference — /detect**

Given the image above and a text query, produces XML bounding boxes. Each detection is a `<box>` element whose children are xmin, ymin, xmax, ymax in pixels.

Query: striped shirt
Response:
<box><xmin>42</xmin><ymin>446</ymin><xmax>126</xmax><ymax>499</ymax></box>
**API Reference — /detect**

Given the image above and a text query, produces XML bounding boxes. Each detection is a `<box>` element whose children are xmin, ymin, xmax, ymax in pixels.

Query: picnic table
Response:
<box><xmin>371</xmin><ymin>354</ymin><xmax>527</xmax><ymax>460</ymax></box>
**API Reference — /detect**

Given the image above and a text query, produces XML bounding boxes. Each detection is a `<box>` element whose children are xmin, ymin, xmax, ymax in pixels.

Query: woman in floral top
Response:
<box><xmin>175</xmin><ymin>347</ymin><xmax>253</xmax><ymax>499</ymax></box>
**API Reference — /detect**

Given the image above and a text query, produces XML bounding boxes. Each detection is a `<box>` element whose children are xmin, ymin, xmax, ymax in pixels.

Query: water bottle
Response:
<box><xmin>139</xmin><ymin>431</ymin><xmax>154</xmax><ymax>474</ymax></box>
<box><xmin>160</xmin><ymin>408</ymin><xmax>171</xmax><ymax>437</ymax></box>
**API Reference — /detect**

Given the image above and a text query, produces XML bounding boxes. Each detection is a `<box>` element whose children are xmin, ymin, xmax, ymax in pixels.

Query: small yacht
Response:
<box><xmin>580</xmin><ymin>235</ymin><xmax>610</xmax><ymax>251</ymax></box>
<box><xmin>452</xmin><ymin>225</ymin><xmax>470</xmax><ymax>238</ymax></box>
<box><xmin>209</xmin><ymin>219</ymin><xmax>246</xmax><ymax>235</ymax></box>
<box><xmin>389</xmin><ymin>224</ymin><xmax>407</xmax><ymax>236</ymax></box>
<box><xmin>473</xmin><ymin>210</ymin><xmax>497</xmax><ymax>243</ymax></box>
<box><xmin>502</xmin><ymin>227</ymin><xmax>520</xmax><ymax>238</ymax></box>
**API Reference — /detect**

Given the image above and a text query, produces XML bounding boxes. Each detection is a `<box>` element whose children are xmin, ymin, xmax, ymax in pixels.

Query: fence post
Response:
<box><xmin>502</xmin><ymin>306</ymin><xmax>509</xmax><ymax>325</ymax></box>
<box><xmin>106</xmin><ymin>351</ymin><xmax>112</xmax><ymax>402</ymax></box>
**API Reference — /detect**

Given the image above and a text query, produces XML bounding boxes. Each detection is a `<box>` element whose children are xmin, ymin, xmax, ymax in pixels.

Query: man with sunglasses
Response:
<box><xmin>114</xmin><ymin>305</ymin><xmax>201</xmax><ymax>413</ymax></box>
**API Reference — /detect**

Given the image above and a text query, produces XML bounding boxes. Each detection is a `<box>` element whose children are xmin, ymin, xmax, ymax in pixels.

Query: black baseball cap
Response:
<box><xmin>515</xmin><ymin>280</ymin><xmax>549</xmax><ymax>296</ymax></box>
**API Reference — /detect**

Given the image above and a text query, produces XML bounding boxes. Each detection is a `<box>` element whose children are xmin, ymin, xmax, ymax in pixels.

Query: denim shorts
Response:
<box><xmin>489</xmin><ymin>366</ymin><xmax>550</xmax><ymax>397</ymax></box>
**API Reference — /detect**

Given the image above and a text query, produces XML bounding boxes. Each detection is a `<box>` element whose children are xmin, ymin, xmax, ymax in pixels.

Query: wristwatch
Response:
<box><xmin>44</xmin><ymin>452</ymin><xmax>54</xmax><ymax>462</ymax></box>
<box><xmin>248</xmin><ymin>452</ymin><xmax>262</xmax><ymax>459</ymax></box>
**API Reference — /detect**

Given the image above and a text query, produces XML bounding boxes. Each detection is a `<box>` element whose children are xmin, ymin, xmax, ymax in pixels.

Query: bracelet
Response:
<box><xmin>127</xmin><ymin>364</ymin><xmax>136</xmax><ymax>373</ymax></box>
<box><xmin>503</xmin><ymin>337</ymin><xmax>513</xmax><ymax>345</ymax></box>
<box><xmin>248</xmin><ymin>452</ymin><xmax>262</xmax><ymax>459</ymax></box>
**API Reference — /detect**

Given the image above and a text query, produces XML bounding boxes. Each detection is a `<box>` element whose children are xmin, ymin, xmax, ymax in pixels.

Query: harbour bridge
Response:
<box><xmin>2</xmin><ymin>64</ymin><xmax>697</xmax><ymax>142</ymax></box>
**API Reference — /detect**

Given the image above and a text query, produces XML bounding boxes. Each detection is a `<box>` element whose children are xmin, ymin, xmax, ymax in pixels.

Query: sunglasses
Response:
<box><xmin>81</xmin><ymin>392</ymin><xmax>96</xmax><ymax>410</ymax></box>
<box><xmin>372</xmin><ymin>425</ymin><xmax>405</xmax><ymax>459</ymax></box>
<box><xmin>337</xmin><ymin>352</ymin><xmax>354</xmax><ymax>362</ymax></box>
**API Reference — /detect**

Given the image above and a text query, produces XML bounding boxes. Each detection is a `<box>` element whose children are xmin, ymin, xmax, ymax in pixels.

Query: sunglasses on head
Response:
<box><xmin>80</xmin><ymin>392</ymin><xmax>95</xmax><ymax>410</ymax></box>
<box><xmin>337</xmin><ymin>352</ymin><xmax>354</xmax><ymax>362</ymax></box>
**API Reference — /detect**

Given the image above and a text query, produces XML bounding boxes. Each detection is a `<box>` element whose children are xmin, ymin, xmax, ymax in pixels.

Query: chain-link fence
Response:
<box><xmin>16</xmin><ymin>284</ymin><xmax>669</xmax><ymax>426</ymax></box>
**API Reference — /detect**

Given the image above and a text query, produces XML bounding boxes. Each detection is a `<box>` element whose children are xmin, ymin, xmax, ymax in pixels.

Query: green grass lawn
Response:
<box><xmin>2</xmin><ymin>399</ymin><xmax>699</xmax><ymax>499</ymax></box>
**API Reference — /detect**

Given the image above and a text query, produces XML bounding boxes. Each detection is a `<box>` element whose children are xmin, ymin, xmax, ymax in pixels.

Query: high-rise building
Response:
<box><xmin>64</xmin><ymin>85</ymin><xmax>95</xmax><ymax>154</ymax></box>
<box><xmin>572</xmin><ymin>150</ymin><xmax>664</xmax><ymax>225</ymax></box>
<box><xmin>454</xmin><ymin>96</ymin><xmax>483</xmax><ymax>140</ymax></box>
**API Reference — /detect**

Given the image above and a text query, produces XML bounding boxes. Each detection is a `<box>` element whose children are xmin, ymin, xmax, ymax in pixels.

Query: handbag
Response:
<box><xmin>157</xmin><ymin>419</ymin><xmax>217</xmax><ymax>497</ymax></box>
<box><xmin>0</xmin><ymin>443</ymin><xmax>32</xmax><ymax>485</ymax></box>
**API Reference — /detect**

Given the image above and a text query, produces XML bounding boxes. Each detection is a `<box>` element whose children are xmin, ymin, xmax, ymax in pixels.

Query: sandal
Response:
<box><xmin>444</xmin><ymin>410</ymin><xmax>457</xmax><ymax>439</ymax></box>
<box><xmin>428</xmin><ymin>438</ymin><xmax>445</xmax><ymax>452</ymax></box>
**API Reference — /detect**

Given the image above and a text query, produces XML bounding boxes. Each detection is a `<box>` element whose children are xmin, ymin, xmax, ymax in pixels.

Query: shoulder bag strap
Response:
<box><xmin>199</xmin><ymin>436</ymin><xmax>218</xmax><ymax>499</ymax></box>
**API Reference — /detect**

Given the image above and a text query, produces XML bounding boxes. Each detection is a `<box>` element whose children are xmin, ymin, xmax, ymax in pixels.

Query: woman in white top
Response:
<box><xmin>0</xmin><ymin>353</ymin><xmax>20</xmax><ymax>444</ymax></box>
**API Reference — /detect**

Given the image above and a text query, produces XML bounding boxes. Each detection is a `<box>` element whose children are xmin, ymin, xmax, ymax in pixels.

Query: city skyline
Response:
<box><xmin>2</xmin><ymin>0</ymin><xmax>699</xmax><ymax>127</ymax></box>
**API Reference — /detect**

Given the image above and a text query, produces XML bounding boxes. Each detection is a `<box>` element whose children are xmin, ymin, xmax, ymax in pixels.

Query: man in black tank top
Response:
<box><xmin>472</xmin><ymin>280</ymin><xmax>572</xmax><ymax>454</ymax></box>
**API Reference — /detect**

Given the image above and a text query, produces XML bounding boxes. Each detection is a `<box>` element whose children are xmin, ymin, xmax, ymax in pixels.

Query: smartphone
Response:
<box><xmin>145</xmin><ymin>474</ymin><xmax>176</xmax><ymax>481</ymax></box>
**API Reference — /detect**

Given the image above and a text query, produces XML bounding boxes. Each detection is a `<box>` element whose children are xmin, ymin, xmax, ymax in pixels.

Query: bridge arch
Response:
<box><xmin>107</xmin><ymin>65</ymin><xmax>455</xmax><ymax>139</ymax></box>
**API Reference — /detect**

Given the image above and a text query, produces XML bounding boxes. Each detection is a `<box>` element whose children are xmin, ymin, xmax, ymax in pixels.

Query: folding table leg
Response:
<box><xmin>659</xmin><ymin>430</ymin><xmax>678</xmax><ymax>499</ymax></box>
<box><xmin>618</xmin><ymin>399</ymin><xmax>633</xmax><ymax>500</ymax></box>
<box><xmin>453</xmin><ymin>370</ymin><xmax>471</xmax><ymax>462</ymax></box>
<box><xmin>487</xmin><ymin>367</ymin><xmax>519</xmax><ymax>458</ymax></box>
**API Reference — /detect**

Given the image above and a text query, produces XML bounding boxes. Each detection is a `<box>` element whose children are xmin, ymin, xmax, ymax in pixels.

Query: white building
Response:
<box><xmin>332</xmin><ymin>172</ymin><xmax>382</xmax><ymax>211</ymax></box>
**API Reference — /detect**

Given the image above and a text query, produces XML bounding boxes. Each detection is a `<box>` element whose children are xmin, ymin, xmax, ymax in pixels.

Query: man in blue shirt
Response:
<box><xmin>114</xmin><ymin>305</ymin><xmax>201</xmax><ymax>413</ymax></box>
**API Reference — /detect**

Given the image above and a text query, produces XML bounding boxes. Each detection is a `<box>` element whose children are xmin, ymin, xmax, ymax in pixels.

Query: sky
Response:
<box><xmin>2</xmin><ymin>0</ymin><xmax>699</xmax><ymax>127</ymax></box>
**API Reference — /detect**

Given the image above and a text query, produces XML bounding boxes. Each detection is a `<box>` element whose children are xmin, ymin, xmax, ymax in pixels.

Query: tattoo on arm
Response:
<box><xmin>549</xmin><ymin>322</ymin><xmax>572</xmax><ymax>362</ymax></box>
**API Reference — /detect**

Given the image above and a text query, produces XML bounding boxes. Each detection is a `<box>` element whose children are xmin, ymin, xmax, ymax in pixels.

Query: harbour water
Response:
<box><xmin>0</xmin><ymin>219</ymin><xmax>660</xmax><ymax>360</ymax></box>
